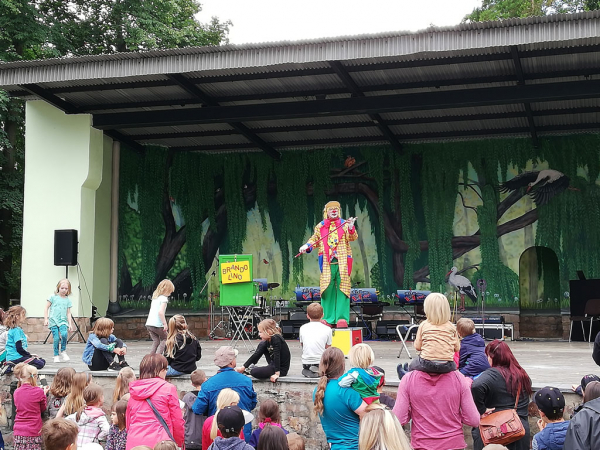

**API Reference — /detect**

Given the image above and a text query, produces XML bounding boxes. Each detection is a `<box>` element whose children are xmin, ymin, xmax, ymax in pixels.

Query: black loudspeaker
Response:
<box><xmin>375</xmin><ymin>320</ymin><xmax>411</xmax><ymax>338</ymax></box>
<box><xmin>280</xmin><ymin>319</ymin><xmax>309</xmax><ymax>338</ymax></box>
<box><xmin>54</xmin><ymin>229</ymin><xmax>78</xmax><ymax>266</ymax></box>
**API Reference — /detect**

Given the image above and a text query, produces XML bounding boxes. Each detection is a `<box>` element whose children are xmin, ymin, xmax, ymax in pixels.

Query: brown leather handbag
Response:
<box><xmin>478</xmin><ymin>386</ymin><xmax>525</xmax><ymax>446</ymax></box>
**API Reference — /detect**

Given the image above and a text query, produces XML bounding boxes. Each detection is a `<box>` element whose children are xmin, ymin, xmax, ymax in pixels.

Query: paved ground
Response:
<box><xmin>32</xmin><ymin>338</ymin><xmax>599</xmax><ymax>390</ymax></box>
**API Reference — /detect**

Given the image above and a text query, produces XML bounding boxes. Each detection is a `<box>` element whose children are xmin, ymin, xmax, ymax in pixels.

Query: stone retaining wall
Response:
<box><xmin>0</xmin><ymin>371</ymin><xmax>582</xmax><ymax>450</ymax></box>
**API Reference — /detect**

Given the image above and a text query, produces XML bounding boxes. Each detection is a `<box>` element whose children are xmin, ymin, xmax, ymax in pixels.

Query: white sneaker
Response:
<box><xmin>60</xmin><ymin>352</ymin><xmax>70</xmax><ymax>361</ymax></box>
<box><xmin>53</xmin><ymin>356</ymin><xmax>61</xmax><ymax>363</ymax></box>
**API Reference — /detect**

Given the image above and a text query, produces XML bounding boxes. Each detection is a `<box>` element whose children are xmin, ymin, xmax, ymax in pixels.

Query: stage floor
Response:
<box><xmin>32</xmin><ymin>338</ymin><xmax>598</xmax><ymax>390</ymax></box>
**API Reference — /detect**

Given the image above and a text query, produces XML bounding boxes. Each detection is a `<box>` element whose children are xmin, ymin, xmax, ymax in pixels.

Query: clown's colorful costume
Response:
<box><xmin>303</xmin><ymin>201</ymin><xmax>357</xmax><ymax>325</ymax></box>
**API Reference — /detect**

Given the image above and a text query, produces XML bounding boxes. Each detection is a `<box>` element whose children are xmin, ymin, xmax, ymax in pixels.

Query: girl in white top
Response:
<box><xmin>145</xmin><ymin>279</ymin><xmax>174</xmax><ymax>354</ymax></box>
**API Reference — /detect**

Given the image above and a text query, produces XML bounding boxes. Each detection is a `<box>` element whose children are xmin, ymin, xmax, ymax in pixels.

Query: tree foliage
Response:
<box><xmin>464</xmin><ymin>0</ymin><xmax>599</xmax><ymax>22</ymax></box>
<box><xmin>0</xmin><ymin>0</ymin><xmax>229</xmax><ymax>304</ymax></box>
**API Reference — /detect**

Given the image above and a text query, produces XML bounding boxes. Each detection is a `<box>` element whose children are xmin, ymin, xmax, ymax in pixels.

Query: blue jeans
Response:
<box><xmin>166</xmin><ymin>366</ymin><xmax>185</xmax><ymax>377</ymax></box>
<box><xmin>51</xmin><ymin>325</ymin><xmax>68</xmax><ymax>356</ymax></box>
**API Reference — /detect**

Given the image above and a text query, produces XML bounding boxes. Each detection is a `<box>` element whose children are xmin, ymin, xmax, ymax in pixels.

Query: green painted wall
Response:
<box><xmin>21</xmin><ymin>101</ymin><xmax>112</xmax><ymax>317</ymax></box>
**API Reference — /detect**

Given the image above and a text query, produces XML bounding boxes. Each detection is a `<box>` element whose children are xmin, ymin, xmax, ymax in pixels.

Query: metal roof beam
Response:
<box><xmin>166</xmin><ymin>73</ymin><xmax>280</xmax><ymax>160</ymax></box>
<box><xmin>329</xmin><ymin>61</ymin><xmax>402</xmax><ymax>154</ymax></box>
<box><xmin>92</xmin><ymin>79</ymin><xmax>600</xmax><ymax>129</ymax></box>
<box><xmin>510</xmin><ymin>46</ymin><xmax>539</xmax><ymax>147</ymax></box>
<box><xmin>170</xmin><ymin>122</ymin><xmax>600</xmax><ymax>152</ymax></box>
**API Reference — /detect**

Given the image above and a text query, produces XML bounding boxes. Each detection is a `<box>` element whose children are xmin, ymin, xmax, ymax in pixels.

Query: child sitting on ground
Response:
<box><xmin>456</xmin><ymin>317</ymin><xmax>490</xmax><ymax>378</ymax></box>
<box><xmin>106</xmin><ymin>400</ymin><xmax>127</xmax><ymax>450</ymax></box>
<box><xmin>47</xmin><ymin>367</ymin><xmax>75</xmax><ymax>419</ymax></box>
<box><xmin>42</xmin><ymin>418</ymin><xmax>80</xmax><ymax>450</ymax></box>
<box><xmin>299</xmin><ymin>303</ymin><xmax>332</xmax><ymax>378</ymax></box>
<box><xmin>248</xmin><ymin>399</ymin><xmax>289</xmax><ymax>447</ymax></box>
<box><xmin>410</xmin><ymin>293</ymin><xmax>460</xmax><ymax>373</ymax></box>
<box><xmin>207</xmin><ymin>406</ymin><xmax>254</xmax><ymax>450</ymax></box>
<box><xmin>183</xmin><ymin>369</ymin><xmax>207</xmax><ymax>450</ymax></box>
<box><xmin>164</xmin><ymin>315</ymin><xmax>202</xmax><ymax>377</ymax></box>
<box><xmin>66</xmin><ymin>383</ymin><xmax>110</xmax><ymax>445</ymax></box>
<box><xmin>5</xmin><ymin>306</ymin><xmax>45</xmax><ymax>370</ymax></box>
<box><xmin>533</xmin><ymin>386</ymin><xmax>569</xmax><ymax>450</ymax></box>
<box><xmin>82</xmin><ymin>318</ymin><xmax>128</xmax><ymax>371</ymax></box>
<box><xmin>338</xmin><ymin>343</ymin><xmax>382</xmax><ymax>404</ymax></box>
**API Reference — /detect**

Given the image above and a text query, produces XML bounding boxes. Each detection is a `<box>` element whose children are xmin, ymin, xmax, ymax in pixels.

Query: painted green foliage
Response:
<box><xmin>118</xmin><ymin>134</ymin><xmax>600</xmax><ymax>311</ymax></box>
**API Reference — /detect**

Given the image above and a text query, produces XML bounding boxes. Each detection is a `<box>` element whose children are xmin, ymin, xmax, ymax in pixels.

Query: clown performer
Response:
<box><xmin>298</xmin><ymin>201</ymin><xmax>357</xmax><ymax>327</ymax></box>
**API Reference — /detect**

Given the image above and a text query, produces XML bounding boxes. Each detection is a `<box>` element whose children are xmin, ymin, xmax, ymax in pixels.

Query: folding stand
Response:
<box><xmin>43</xmin><ymin>319</ymin><xmax>86</xmax><ymax>344</ymax></box>
<box><xmin>226</xmin><ymin>306</ymin><xmax>255</xmax><ymax>353</ymax></box>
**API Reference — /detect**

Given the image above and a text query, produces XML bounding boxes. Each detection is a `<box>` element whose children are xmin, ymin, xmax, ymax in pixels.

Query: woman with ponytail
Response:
<box><xmin>313</xmin><ymin>347</ymin><xmax>367</xmax><ymax>450</ymax></box>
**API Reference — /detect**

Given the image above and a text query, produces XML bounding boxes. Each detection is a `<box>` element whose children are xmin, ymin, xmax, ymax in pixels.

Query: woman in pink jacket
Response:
<box><xmin>125</xmin><ymin>354</ymin><xmax>184</xmax><ymax>450</ymax></box>
<box><xmin>393</xmin><ymin>369</ymin><xmax>480</xmax><ymax>450</ymax></box>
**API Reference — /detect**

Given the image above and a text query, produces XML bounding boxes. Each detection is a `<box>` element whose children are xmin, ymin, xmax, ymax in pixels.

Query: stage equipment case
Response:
<box><xmin>332</xmin><ymin>327</ymin><xmax>363</xmax><ymax>356</ymax></box>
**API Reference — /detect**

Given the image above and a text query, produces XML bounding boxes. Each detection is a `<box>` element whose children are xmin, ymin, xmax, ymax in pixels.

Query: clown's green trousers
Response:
<box><xmin>321</xmin><ymin>261</ymin><xmax>350</xmax><ymax>325</ymax></box>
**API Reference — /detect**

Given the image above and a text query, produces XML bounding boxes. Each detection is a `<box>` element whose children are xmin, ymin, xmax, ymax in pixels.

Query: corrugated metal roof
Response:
<box><xmin>2</xmin><ymin>11</ymin><xmax>600</xmax><ymax>86</ymax></box>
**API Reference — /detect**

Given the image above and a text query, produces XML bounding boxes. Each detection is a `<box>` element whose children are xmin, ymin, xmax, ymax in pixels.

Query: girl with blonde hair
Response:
<box><xmin>145</xmin><ymin>279</ymin><xmax>175</xmax><ymax>354</ymax></box>
<box><xmin>314</xmin><ymin>347</ymin><xmax>367</xmax><ymax>450</ymax></box>
<box><xmin>113</xmin><ymin>367</ymin><xmax>136</xmax><ymax>403</ymax></box>
<box><xmin>47</xmin><ymin>367</ymin><xmax>76</xmax><ymax>418</ymax></box>
<box><xmin>236</xmin><ymin>319</ymin><xmax>291</xmax><ymax>382</ymax></box>
<box><xmin>82</xmin><ymin>317</ymin><xmax>128</xmax><ymax>371</ymax></box>
<box><xmin>57</xmin><ymin>372</ymin><xmax>93</xmax><ymax>418</ymax></box>
<box><xmin>13</xmin><ymin>363</ymin><xmax>49</xmax><ymax>450</ymax></box>
<box><xmin>338</xmin><ymin>343</ymin><xmax>383</xmax><ymax>404</ymax></box>
<box><xmin>44</xmin><ymin>278</ymin><xmax>74</xmax><ymax>363</ymax></box>
<box><xmin>164</xmin><ymin>315</ymin><xmax>202</xmax><ymax>377</ymax></box>
<box><xmin>66</xmin><ymin>383</ymin><xmax>110</xmax><ymax>446</ymax></box>
<box><xmin>408</xmin><ymin>292</ymin><xmax>459</xmax><ymax>374</ymax></box>
<box><xmin>201</xmin><ymin>388</ymin><xmax>243</xmax><ymax>450</ymax></box>
<box><xmin>359</xmin><ymin>403</ymin><xmax>412</xmax><ymax>450</ymax></box>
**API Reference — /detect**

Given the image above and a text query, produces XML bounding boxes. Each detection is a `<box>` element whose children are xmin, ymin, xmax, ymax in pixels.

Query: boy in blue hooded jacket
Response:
<box><xmin>456</xmin><ymin>318</ymin><xmax>490</xmax><ymax>378</ymax></box>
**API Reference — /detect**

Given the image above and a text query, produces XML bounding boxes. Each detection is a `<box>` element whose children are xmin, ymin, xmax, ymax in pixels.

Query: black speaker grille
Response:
<box><xmin>54</xmin><ymin>229</ymin><xmax>78</xmax><ymax>266</ymax></box>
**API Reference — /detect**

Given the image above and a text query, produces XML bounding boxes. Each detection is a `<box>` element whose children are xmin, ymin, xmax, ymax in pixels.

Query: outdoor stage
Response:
<box><xmin>31</xmin><ymin>338</ymin><xmax>598</xmax><ymax>390</ymax></box>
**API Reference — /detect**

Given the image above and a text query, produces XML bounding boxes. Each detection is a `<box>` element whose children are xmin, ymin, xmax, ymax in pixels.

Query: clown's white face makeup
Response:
<box><xmin>327</xmin><ymin>208</ymin><xmax>339</xmax><ymax>219</ymax></box>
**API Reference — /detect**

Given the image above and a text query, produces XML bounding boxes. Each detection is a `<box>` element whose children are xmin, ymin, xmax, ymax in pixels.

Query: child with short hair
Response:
<box><xmin>183</xmin><ymin>369</ymin><xmax>207</xmax><ymax>450</ymax></box>
<box><xmin>299</xmin><ymin>303</ymin><xmax>332</xmax><ymax>378</ymax></box>
<box><xmin>248</xmin><ymin>399</ymin><xmax>289</xmax><ymax>447</ymax></box>
<box><xmin>164</xmin><ymin>314</ymin><xmax>202</xmax><ymax>377</ymax></box>
<box><xmin>13</xmin><ymin>363</ymin><xmax>49</xmax><ymax>450</ymax></box>
<box><xmin>5</xmin><ymin>306</ymin><xmax>45</xmax><ymax>370</ymax></box>
<box><xmin>456</xmin><ymin>317</ymin><xmax>490</xmax><ymax>378</ymax></box>
<box><xmin>410</xmin><ymin>293</ymin><xmax>460</xmax><ymax>373</ymax></box>
<box><xmin>42</xmin><ymin>418</ymin><xmax>79</xmax><ymax>450</ymax></box>
<box><xmin>106</xmin><ymin>400</ymin><xmax>128</xmax><ymax>450</ymax></box>
<box><xmin>338</xmin><ymin>343</ymin><xmax>382</xmax><ymax>404</ymax></box>
<box><xmin>113</xmin><ymin>367</ymin><xmax>136</xmax><ymax>403</ymax></box>
<box><xmin>47</xmin><ymin>367</ymin><xmax>75</xmax><ymax>419</ymax></box>
<box><xmin>236</xmin><ymin>319</ymin><xmax>291</xmax><ymax>382</ymax></box>
<box><xmin>66</xmin><ymin>383</ymin><xmax>110</xmax><ymax>445</ymax></box>
<box><xmin>533</xmin><ymin>386</ymin><xmax>569</xmax><ymax>450</ymax></box>
<box><xmin>44</xmin><ymin>279</ymin><xmax>74</xmax><ymax>363</ymax></box>
<box><xmin>82</xmin><ymin>317</ymin><xmax>128</xmax><ymax>371</ymax></box>
<box><xmin>208</xmin><ymin>406</ymin><xmax>254</xmax><ymax>450</ymax></box>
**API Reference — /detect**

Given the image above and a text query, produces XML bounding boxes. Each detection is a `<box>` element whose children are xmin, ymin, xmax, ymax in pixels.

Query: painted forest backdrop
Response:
<box><xmin>117</xmin><ymin>135</ymin><xmax>600</xmax><ymax>311</ymax></box>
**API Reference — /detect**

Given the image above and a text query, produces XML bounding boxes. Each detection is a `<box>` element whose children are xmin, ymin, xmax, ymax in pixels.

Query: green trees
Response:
<box><xmin>0</xmin><ymin>0</ymin><xmax>229</xmax><ymax>306</ymax></box>
<box><xmin>464</xmin><ymin>0</ymin><xmax>599</xmax><ymax>22</ymax></box>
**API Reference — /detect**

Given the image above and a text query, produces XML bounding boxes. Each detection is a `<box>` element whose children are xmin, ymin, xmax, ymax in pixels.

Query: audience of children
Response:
<box><xmin>82</xmin><ymin>318</ymin><xmax>128</xmax><ymax>372</ymax></box>
<box><xmin>106</xmin><ymin>400</ymin><xmax>128</xmax><ymax>450</ymax></box>
<box><xmin>532</xmin><ymin>386</ymin><xmax>568</xmax><ymax>450</ymax></box>
<box><xmin>5</xmin><ymin>306</ymin><xmax>45</xmax><ymax>370</ymax></box>
<box><xmin>13</xmin><ymin>363</ymin><xmax>49</xmax><ymax>450</ymax></box>
<box><xmin>183</xmin><ymin>369</ymin><xmax>207</xmax><ymax>450</ymax></box>
<box><xmin>207</xmin><ymin>405</ymin><xmax>254</xmax><ymax>450</ymax></box>
<box><xmin>202</xmin><ymin>388</ymin><xmax>245</xmax><ymax>450</ymax></box>
<box><xmin>47</xmin><ymin>367</ymin><xmax>75</xmax><ymax>419</ymax></box>
<box><xmin>338</xmin><ymin>343</ymin><xmax>382</xmax><ymax>404</ymax></box>
<box><xmin>66</xmin><ymin>383</ymin><xmax>110</xmax><ymax>445</ymax></box>
<box><xmin>164</xmin><ymin>314</ymin><xmax>202</xmax><ymax>377</ymax></box>
<box><xmin>299</xmin><ymin>302</ymin><xmax>332</xmax><ymax>378</ymax></box>
<box><xmin>248</xmin><ymin>399</ymin><xmax>289</xmax><ymax>448</ymax></box>
<box><xmin>113</xmin><ymin>367</ymin><xmax>136</xmax><ymax>404</ymax></box>
<box><xmin>456</xmin><ymin>317</ymin><xmax>491</xmax><ymax>378</ymax></box>
<box><xmin>44</xmin><ymin>279</ymin><xmax>74</xmax><ymax>363</ymax></box>
<box><xmin>236</xmin><ymin>319</ymin><xmax>291</xmax><ymax>382</ymax></box>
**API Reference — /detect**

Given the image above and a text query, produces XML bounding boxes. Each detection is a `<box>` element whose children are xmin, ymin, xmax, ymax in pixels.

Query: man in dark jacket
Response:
<box><xmin>456</xmin><ymin>318</ymin><xmax>490</xmax><ymax>378</ymax></box>
<box><xmin>564</xmin><ymin>396</ymin><xmax>600</xmax><ymax>449</ymax></box>
<box><xmin>192</xmin><ymin>346</ymin><xmax>257</xmax><ymax>441</ymax></box>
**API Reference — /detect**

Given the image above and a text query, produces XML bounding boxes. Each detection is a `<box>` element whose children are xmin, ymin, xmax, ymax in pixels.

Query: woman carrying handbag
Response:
<box><xmin>471</xmin><ymin>340</ymin><xmax>532</xmax><ymax>450</ymax></box>
<box><xmin>125</xmin><ymin>354</ymin><xmax>185</xmax><ymax>450</ymax></box>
